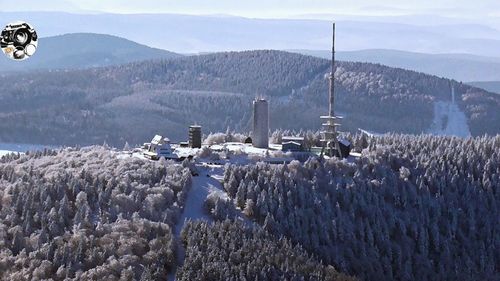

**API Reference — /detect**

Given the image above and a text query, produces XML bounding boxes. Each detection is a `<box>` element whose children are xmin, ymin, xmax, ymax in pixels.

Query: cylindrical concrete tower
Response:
<box><xmin>252</xmin><ymin>98</ymin><xmax>269</xmax><ymax>148</ymax></box>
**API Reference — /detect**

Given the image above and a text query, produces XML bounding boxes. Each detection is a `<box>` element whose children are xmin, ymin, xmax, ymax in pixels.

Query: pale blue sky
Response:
<box><xmin>2</xmin><ymin>0</ymin><xmax>499</xmax><ymax>30</ymax></box>
<box><xmin>2</xmin><ymin>0</ymin><xmax>499</xmax><ymax>19</ymax></box>
<box><xmin>1</xmin><ymin>0</ymin><xmax>499</xmax><ymax>55</ymax></box>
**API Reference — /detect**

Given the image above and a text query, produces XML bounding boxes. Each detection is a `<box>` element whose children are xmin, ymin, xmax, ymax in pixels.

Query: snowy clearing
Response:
<box><xmin>174</xmin><ymin>164</ymin><xmax>251</xmax><ymax>236</ymax></box>
<box><xmin>0</xmin><ymin>150</ymin><xmax>15</xmax><ymax>157</ymax></box>
<box><xmin>428</xmin><ymin>101</ymin><xmax>471</xmax><ymax>138</ymax></box>
<box><xmin>168</xmin><ymin>165</ymin><xmax>224</xmax><ymax>281</ymax></box>
<box><xmin>167</xmin><ymin>163</ymin><xmax>254</xmax><ymax>281</ymax></box>
<box><xmin>174</xmin><ymin>166</ymin><xmax>224</xmax><ymax>235</ymax></box>
<box><xmin>428</xmin><ymin>86</ymin><xmax>471</xmax><ymax>138</ymax></box>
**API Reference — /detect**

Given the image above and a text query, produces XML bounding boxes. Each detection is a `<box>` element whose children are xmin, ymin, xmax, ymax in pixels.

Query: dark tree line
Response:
<box><xmin>176</xmin><ymin>220</ymin><xmax>356</xmax><ymax>281</ymax></box>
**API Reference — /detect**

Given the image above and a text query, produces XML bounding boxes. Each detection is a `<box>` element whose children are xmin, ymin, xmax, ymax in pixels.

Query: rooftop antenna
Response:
<box><xmin>320</xmin><ymin>22</ymin><xmax>343</xmax><ymax>158</ymax></box>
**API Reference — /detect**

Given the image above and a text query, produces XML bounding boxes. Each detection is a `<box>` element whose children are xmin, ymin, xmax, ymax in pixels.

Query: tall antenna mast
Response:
<box><xmin>329</xmin><ymin>22</ymin><xmax>335</xmax><ymax>117</ymax></box>
<box><xmin>320</xmin><ymin>22</ymin><xmax>343</xmax><ymax>158</ymax></box>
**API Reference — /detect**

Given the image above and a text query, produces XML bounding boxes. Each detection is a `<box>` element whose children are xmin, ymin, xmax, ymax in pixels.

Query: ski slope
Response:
<box><xmin>428</xmin><ymin>101</ymin><xmax>471</xmax><ymax>138</ymax></box>
<box><xmin>428</xmin><ymin>87</ymin><xmax>471</xmax><ymax>138</ymax></box>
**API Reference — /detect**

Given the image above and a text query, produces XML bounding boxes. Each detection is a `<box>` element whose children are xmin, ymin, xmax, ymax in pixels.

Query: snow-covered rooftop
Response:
<box><xmin>339</xmin><ymin>139</ymin><xmax>351</xmax><ymax>146</ymax></box>
<box><xmin>282</xmin><ymin>136</ymin><xmax>304</xmax><ymax>141</ymax></box>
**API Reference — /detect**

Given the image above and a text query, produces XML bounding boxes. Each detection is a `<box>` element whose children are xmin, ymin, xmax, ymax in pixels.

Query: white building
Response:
<box><xmin>143</xmin><ymin>135</ymin><xmax>178</xmax><ymax>160</ymax></box>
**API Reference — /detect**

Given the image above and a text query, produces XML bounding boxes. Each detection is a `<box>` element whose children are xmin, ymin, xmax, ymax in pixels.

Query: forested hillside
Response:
<box><xmin>0</xmin><ymin>135</ymin><xmax>498</xmax><ymax>280</ymax></box>
<box><xmin>0</xmin><ymin>33</ymin><xmax>181</xmax><ymax>71</ymax></box>
<box><xmin>296</xmin><ymin>49</ymin><xmax>500</xmax><ymax>82</ymax></box>
<box><xmin>0</xmin><ymin>146</ymin><xmax>351</xmax><ymax>281</ymax></box>
<box><xmin>0</xmin><ymin>50</ymin><xmax>498</xmax><ymax>146</ymax></box>
<box><xmin>0</xmin><ymin>147</ymin><xmax>191</xmax><ymax>280</ymax></box>
<box><xmin>177</xmin><ymin>220</ymin><xmax>355</xmax><ymax>281</ymax></box>
<box><xmin>222</xmin><ymin>134</ymin><xmax>500</xmax><ymax>281</ymax></box>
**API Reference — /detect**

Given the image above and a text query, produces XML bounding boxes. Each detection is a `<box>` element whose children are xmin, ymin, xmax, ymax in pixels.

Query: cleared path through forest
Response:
<box><xmin>428</xmin><ymin>86</ymin><xmax>470</xmax><ymax>137</ymax></box>
<box><xmin>168</xmin><ymin>164</ymin><xmax>228</xmax><ymax>281</ymax></box>
<box><xmin>174</xmin><ymin>165</ymin><xmax>226</xmax><ymax>235</ymax></box>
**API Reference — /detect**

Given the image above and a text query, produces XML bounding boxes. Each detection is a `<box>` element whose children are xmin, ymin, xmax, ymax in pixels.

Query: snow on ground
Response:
<box><xmin>0</xmin><ymin>150</ymin><xmax>15</xmax><ymax>157</ymax></box>
<box><xmin>175</xmin><ymin>147</ymin><xmax>199</xmax><ymax>159</ymax></box>
<box><xmin>428</xmin><ymin>101</ymin><xmax>471</xmax><ymax>138</ymax></box>
<box><xmin>428</xmin><ymin>86</ymin><xmax>470</xmax><ymax>138</ymax></box>
<box><xmin>0</xmin><ymin>142</ymin><xmax>55</xmax><ymax>157</ymax></box>
<box><xmin>174</xmin><ymin>165</ymin><xmax>224</xmax><ymax>235</ymax></box>
<box><xmin>0</xmin><ymin>142</ymin><xmax>55</xmax><ymax>152</ymax></box>
<box><xmin>358</xmin><ymin>128</ymin><xmax>385</xmax><ymax>137</ymax></box>
<box><xmin>350</xmin><ymin>152</ymin><xmax>362</xmax><ymax>158</ymax></box>
<box><xmin>115</xmin><ymin>151</ymin><xmax>147</xmax><ymax>160</ymax></box>
<box><xmin>212</xmin><ymin>142</ymin><xmax>276</xmax><ymax>155</ymax></box>
<box><xmin>167</xmin><ymin>165</ymin><xmax>223</xmax><ymax>281</ymax></box>
<box><xmin>167</xmin><ymin>163</ymin><xmax>254</xmax><ymax>281</ymax></box>
<box><xmin>173</xmin><ymin>163</ymin><xmax>251</xmax><ymax>235</ymax></box>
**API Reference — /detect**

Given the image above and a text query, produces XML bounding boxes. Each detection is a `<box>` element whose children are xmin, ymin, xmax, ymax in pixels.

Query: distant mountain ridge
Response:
<box><xmin>468</xmin><ymin>81</ymin><xmax>500</xmax><ymax>95</ymax></box>
<box><xmin>0</xmin><ymin>50</ymin><xmax>498</xmax><ymax>146</ymax></box>
<box><xmin>0</xmin><ymin>33</ymin><xmax>181</xmax><ymax>71</ymax></box>
<box><xmin>2</xmin><ymin>11</ymin><xmax>500</xmax><ymax>56</ymax></box>
<box><xmin>292</xmin><ymin>49</ymin><xmax>500</xmax><ymax>82</ymax></box>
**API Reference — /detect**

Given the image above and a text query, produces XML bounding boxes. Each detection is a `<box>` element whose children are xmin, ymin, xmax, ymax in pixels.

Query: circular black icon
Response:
<box><xmin>1</xmin><ymin>21</ymin><xmax>38</xmax><ymax>61</ymax></box>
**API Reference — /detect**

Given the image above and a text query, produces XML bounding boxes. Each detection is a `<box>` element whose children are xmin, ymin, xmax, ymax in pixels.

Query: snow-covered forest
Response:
<box><xmin>177</xmin><ymin>220</ymin><xmax>355</xmax><ymax>281</ymax></box>
<box><xmin>0</xmin><ymin>134</ymin><xmax>498</xmax><ymax>280</ymax></box>
<box><xmin>222</xmin><ymin>134</ymin><xmax>499</xmax><ymax>281</ymax></box>
<box><xmin>0</xmin><ymin>147</ymin><xmax>191</xmax><ymax>280</ymax></box>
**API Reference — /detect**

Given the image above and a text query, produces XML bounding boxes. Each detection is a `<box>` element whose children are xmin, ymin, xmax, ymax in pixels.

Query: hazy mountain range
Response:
<box><xmin>0</xmin><ymin>33</ymin><xmax>180</xmax><ymax>71</ymax></box>
<box><xmin>2</xmin><ymin>11</ymin><xmax>500</xmax><ymax>84</ymax></box>
<box><xmin>2</xmin><ymin>11</ymin><xmax>500</xmax><ymax>56</ymax></box>
<box><xmin>1</xmin><ymin>31</ymin><xmax>499</xmax><ymax>86</ymax></box>
<box><xmin>468</xmin><ymin>81</ymin><xmax>500</xmax><ymax>94</ymax></box>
